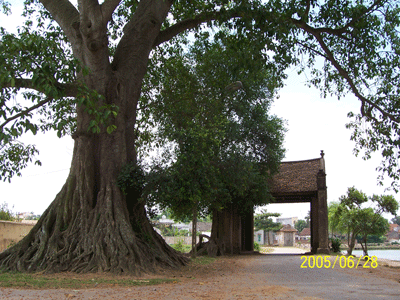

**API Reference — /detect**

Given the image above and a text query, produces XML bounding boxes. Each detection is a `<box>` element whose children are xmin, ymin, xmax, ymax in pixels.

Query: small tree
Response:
<box><xmin>328</xmin><ymin>201</ymin><xmax>341</xmax><ymax>239</ymax></box>
<box><xmin>0</xmin><ymin>202</ymin><xmax>14</xmax><ymax>221</ymax></box>
<box><xmin>254</xmin><ymin>210</ymin><xmax>282</xmax><ymax>245</ymax></box>
<box><xmin>333</xmin><ymin>187</ymin><xmax>398</xmax><ymax>256</ymax></box>
<box><xmin>294</xmin><ymin>219</ymin><xmax>308</xmax><ymax>234</ymax></box>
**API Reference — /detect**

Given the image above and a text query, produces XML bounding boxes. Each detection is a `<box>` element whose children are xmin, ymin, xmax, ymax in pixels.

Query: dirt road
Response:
<box><xmin>1</xmin><ymin>252</ymin><xmax>399</xmax><ymax>299</ymax></box>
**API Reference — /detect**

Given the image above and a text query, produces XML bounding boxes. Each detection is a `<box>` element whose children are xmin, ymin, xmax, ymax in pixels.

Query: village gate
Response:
<box><xmin>224</xmin><ymin>151</ymin><xmax>330</xmax><ymax>254</ymax></box>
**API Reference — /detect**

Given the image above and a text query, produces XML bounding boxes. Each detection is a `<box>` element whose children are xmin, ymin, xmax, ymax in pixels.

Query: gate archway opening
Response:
<box><xmin>215</xmin><ymin>151</ymin><xmax>330</xmax><ymax>255</ymax></box>
<box><xmin>268</xmin><ymin>151</ymin><xmax>329</xmax><ymax>254</ymax></box>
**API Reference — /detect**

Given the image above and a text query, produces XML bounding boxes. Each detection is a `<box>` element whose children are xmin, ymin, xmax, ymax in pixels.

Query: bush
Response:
<box><xmin>171</xmin><ymin>239</ymin><xmax>185</xmax><ymax>252</ymax></box>
<box><xmin>254</xmin><ymin>241</ymin><xmax>261</xmax><ymax>251</ymax></box>
<box><xmin>330</xmin><ymin>238</ymin><xmax>341</xmax><ymax>253</ymax></box>
<box><xmin>0</xmin><ymin>202</ymin><xmax>14</xmax><ymax>221</ymax></box>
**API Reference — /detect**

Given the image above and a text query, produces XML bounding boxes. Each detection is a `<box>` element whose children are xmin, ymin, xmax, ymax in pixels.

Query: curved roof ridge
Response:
<box><xmin>280</xmin><ymin>157</ymin><xmax>322</xmax><ymax>164</ymax></box>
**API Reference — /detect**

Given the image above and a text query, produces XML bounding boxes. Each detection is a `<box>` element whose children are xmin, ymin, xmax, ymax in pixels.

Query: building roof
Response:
<box><xmin>389</xmin><ymin>224</ymin><xmax>400</xmax><ymax>232</ymax></box>
<box><xmin>386</xmin><ymin>231</ymin><xmax>400</xmax><ymax>240</ymax></box>
<box><xmin>299</xmin><ymin>228</ymin><xmax>311</xmax><ymax>236</ymax></box>
<box><xmin>270</xmin><ymin>158</ymin><xmax>323</xmax><ymax>194</ymax></box>
<box><xmin>277</xmin><ymin>224</ymin><xmax>298</xmax><ymax>233</ymax></box>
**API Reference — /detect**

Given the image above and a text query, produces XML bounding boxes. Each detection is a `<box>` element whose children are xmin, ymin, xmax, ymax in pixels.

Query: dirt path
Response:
<box><xmin>1</xmin><ymin>253</ymin><xmax>399</xmax><ymax>299</ymax></box>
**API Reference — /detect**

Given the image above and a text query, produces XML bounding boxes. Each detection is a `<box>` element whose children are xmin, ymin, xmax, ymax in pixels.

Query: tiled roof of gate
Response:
<box><xmin>277</xmin><ymin>224</ymin><xmax>298</xmax><ymax>233</ymax></box>
<box><xmin>270</xmin><ymin>158</ymin><xmax>322</xmax><ymax>194</ymax></box>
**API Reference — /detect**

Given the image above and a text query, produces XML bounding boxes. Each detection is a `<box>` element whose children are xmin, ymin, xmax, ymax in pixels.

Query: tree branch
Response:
<box><xmin>2</xmin><ymin>78</ymin><xmax>78</xmax><ymax>98</ymax></box>
<box><xmin>291</xmin><ymin>18</ymin><xmax>350</xmax><ymax>39</ymax></box>
<box><xmin>344</xmin><ymin>0</ymin><xmax>384</xmax><ymax>31</ymax></box>
<box><xmin>303</xmin><ymin>25</ymin><xmax>400</xmax><ymax>123</ymax></box>
<box><xmin>153</xmin><ymin>10</ymin><xmax>240</xmax><ymax>48</ymax></box>
<box><xmin>296</xmin><ymin>41</ymin><xmax>328</xmax><ymax>59</ymax></box>
<box><xmin>0</xmin><ymin>97</ymin><xmax>53</xmax><ymax>130</ymax></box>
<box><xmin>100</xmin><ymin>0</ymin><xmax>122</xmax><ymax>23</ymax></box>
<box><xmin>292</xmin><ymin>0</ymin><xmax>385</xmax><ymax>39</ymax></box>
<box><xmin>39</xmin><ymin>0</ymin><xmax>80</xmax><ymax>45</ymax></box>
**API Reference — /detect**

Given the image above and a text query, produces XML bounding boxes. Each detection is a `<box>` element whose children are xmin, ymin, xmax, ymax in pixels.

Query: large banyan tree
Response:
<box><xmin>1</xmin><ymin>0</ymin><xmax>400</xmax><ymax>273</ymax></box>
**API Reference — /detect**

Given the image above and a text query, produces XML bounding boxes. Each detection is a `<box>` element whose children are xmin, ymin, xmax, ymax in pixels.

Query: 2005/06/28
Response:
<box><xmin>300</xmin><ymin>255</ymin><xmax>378</xmax><ymax>269</ymax></box>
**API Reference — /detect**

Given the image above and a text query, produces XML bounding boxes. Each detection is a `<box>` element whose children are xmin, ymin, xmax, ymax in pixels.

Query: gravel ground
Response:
<box><xmin>1</xmin><ymin>250</ymin><xmax>399</xmax><ymax>300</ymax></box>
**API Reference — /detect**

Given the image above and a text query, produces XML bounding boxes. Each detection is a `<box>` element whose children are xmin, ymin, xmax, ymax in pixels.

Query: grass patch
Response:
<box><xmin>171</xmin><ymin>243</ymin><xmax>192</xmax><ymax>253</ymax></box>
<box><xmin>0</xmin><ymin>272</ymin><xmax>176</xmax><ymax>289</ymax></box>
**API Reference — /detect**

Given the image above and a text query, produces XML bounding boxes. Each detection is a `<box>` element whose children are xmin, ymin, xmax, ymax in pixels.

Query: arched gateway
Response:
<box><xmin>210</xmin><ymin>151</ymin><xmax>329</xmax><ymax>255</ymax></box>
<box><xmin>269</xmin><ymin>151</ymin><xmax>329</xmax><ymax>254</ymax></box>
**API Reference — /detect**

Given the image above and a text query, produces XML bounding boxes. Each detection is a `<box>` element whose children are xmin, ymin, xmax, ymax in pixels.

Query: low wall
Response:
<box><xmin>0</xmin><ymin>221</ymin><xmax>35</xmax><ymax>252</ymax></box>
<box><xmin>163</xmin><ymin>236</ymin><xmax>201</xmax><ymax>245</ymax></box>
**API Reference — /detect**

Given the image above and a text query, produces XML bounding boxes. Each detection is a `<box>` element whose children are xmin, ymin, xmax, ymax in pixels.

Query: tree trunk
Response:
<box><xmin>0</xmin><ymin>118</ymin><xmax>187</xmax><ymax>274</ymax></box>
<box><xmin>0</xmin><ymin>0</ymin><xmax>188</xmax><ymax>274</ymax></box>
<box><xmin>361</xmin><ymin>236</ymin><xmax>368</xmax><ymax>257</ymax></box>
<box><xmin>347</xmin><ymin>233</ymin><xmax>357</xmax><ymax>256</ymax></box>
<box><xmin>192</xmin><ymin>204</ymin><xmax>254</xmax><ymax>256</ymax></box>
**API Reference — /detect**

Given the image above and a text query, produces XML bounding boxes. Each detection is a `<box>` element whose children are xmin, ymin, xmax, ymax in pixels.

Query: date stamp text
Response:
<box><xmin>300</xmin><ymin>255</ymin><xmax>378</xmax><ymax>269</ymax></box>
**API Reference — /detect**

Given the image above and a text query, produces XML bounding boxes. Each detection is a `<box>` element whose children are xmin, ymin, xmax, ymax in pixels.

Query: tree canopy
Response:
<box><xmin>254</xmin><ymin>210</ymin><xmax>282</xmax><ymax>232</ymax></box>
<box><xmin>1</xmin><ymin>1</ymin><xmax>400</xmax><ymax>188</ymax></box>
<box><xmin>294</xmin><ymin>219</ymin><xmax>308</xmax><ymax>234</ymax></box>
<box><xmin>332</xmin><ymin>187</ymin><xmax>398</xmax><ymax>256</ymax></box>
<box><xmin>142</xmin><ymin>31</ymin><xmax>286</xmax><ymax>221</ymax></box>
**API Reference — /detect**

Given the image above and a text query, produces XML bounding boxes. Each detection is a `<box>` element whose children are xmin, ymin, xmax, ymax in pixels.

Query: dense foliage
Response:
<box><xmin>0</xmin><ymin>202</ymin><xmax>14</xmax><ymax>221</ymax></box>
<box><xmin>142</xmin><ymin>33</ymin><xmax>286</xmax><ymax>221</ymax></box>
<box><xmin>331</xmin><ymin>187</ymin><xmax>398</xmax><ymax>256</ymax></box>
<box><xmin>1</xmin><ymin>1</ymin><xmax>400</xmax><ymax>189</ymax></box>
<box><xmin>254</xmin><ymin>210</ymin><xmax>282</xmax><ymax>232</ymax></box>
<box><xmin>294</xmin><ymin>219</ymin><xmax>308</xmax><ymax>233</ymax></box>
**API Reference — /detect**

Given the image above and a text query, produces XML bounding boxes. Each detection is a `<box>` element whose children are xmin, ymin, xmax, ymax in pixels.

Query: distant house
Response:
<box><xmin>254</xmin><ymin>230</ymin><xmax>275</xmax><ymax>245</ymax></box>
<box><xmin>389</xmin><ymin>224</ymin><xmax>400</xmax><ymax>232</ymax></box>
<box><xmin>276</xmin><ymin>217</ymin><xmax>298</xmax><ymax>227</ymax></box>
<box><xmin>172</xmin><ymin>222</ymin><xmax>190</xmax><ymax>231</ymax></box>
<box><xmin>298</xmin><ymin>228</ymin><xmax>311</xmax><ymax>241</ymax></box>
<box><xmin>158</xmin><ymin>215</ymin><xmax>174</xmax><ymax>225</ymax></box>
<box><xmin>276</xmin><ymin>224</ymin><xmax>298</xmax><ymax>246</ymax></box>
<box><xmin>387</xmin><ymin>224</ymin><xmax>400</xmax><ymax>243</ymax></box>
<box><xmin>254</xmin><ymin>230</ymin><xmax>264</xmax><ymax>244</ymax></box>
<box><xmin>188</xmin><ymin>222</ymin><xmax>212</xmax><ymax>233</ymax></box>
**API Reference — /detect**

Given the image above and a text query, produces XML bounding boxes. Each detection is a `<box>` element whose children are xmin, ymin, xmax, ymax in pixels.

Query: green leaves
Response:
<box><xmin>331</xmin><ymin>187</ymin><xmax>398</xmax><ymax>241</ymax></box>
<box><xmin>286</xmin><ymin>0</ymin><xmax>400</xmax><ymax>190</ymax></box>
<box><xmin>117</xmin><ymin>163</ymin><xmax>145</xmax><ymax>196</ymax></box>
<box><xmin>143</xmin><ymin>29</ymin><xmax>286</xmax><ymax>221</ymax></box>
<box><xmin>0</xmin><ymin>140</ymin><xmax>41</xmax><ymax>182</ymax></box>
<box><xmin>254</xmin><ymin>210</ymin><xmax>282</xmax><ymax>232</ymax></box>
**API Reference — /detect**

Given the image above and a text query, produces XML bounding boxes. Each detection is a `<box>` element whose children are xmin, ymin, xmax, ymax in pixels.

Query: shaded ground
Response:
<box><xmin>1</xmin><ymin>249</ymin><xmax>400</xmax><ymax>299</ymax></box>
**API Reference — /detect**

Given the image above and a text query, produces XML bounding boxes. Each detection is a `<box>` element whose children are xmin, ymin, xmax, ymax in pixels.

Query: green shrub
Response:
<box><xmin>0</xmin><ymin>203</ymin><xmax>14</xmax><ymax>221</ymax></box>
<box><xmin>330</xmin><ymin>238</ymin><xmax>341</xmax><ymax>253</ymax></box>
<box><xmin>254</xmin><ymin>241</ymin><xmax>261</xmax><ymax>251</ymax></box>
<box><xmin>171</xmin><ymin>239</ymin><xmax>185</xmax><ymax>252</ymax></box>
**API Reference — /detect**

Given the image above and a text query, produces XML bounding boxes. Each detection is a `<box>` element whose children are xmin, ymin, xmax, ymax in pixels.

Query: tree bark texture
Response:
<box><xmin>0</xmin><ymin>0</ymin><xmax>188</xmax><ymax>274</ymax></box>
<box><xmin>193</xmin><ymin>204</ymin><xmax>254</xmax><ymax>257</ymax></box>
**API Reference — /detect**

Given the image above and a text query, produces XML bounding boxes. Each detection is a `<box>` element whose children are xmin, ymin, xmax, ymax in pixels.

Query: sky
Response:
<box><xmin>1</xmin><ymin>1</ymin><xmax>399</xmax><ymax>222</ymax></box>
